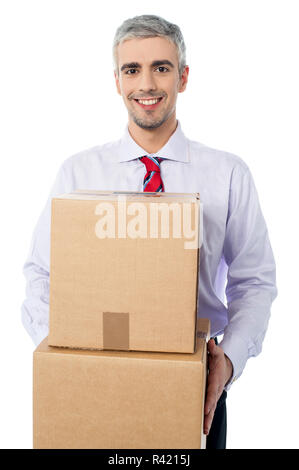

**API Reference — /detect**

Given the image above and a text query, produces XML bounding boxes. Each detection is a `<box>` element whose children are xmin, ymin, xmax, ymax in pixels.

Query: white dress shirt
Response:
<box><xmin>21</xmin><ymin>119</ymin><xmax>277</xmax><ymax>387</ymax></box>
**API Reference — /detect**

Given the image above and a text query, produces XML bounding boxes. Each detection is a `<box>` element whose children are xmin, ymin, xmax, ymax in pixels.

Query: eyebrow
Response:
<box><xmin>120</xmin><ymin>60</ymin><xmax>175</xmax><ymax>72</ymax></box>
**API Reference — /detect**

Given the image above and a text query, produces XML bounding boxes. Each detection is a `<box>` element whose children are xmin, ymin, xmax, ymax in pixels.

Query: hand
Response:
<box><xmin>204</xmin><ymin>338</ymin><xmax>233</xmax><ymax>435</ymax></box>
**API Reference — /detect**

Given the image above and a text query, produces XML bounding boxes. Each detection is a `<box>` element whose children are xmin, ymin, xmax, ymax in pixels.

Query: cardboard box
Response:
<box><xmin>49</xmin><ymin>190</ymin><xmax>201</xmax><ymax>353</ymax></box>
<box><xmin>33</xmin><ymin>319</ymin><xmax>209</xmax><ymax>449</ymax></box>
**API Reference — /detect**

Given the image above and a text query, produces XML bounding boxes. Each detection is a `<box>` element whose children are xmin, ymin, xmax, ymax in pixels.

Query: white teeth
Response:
<box><xmin>138</xmin><ymin>98</ymin><xmax>160</xmax><ymax>105</ymax></box>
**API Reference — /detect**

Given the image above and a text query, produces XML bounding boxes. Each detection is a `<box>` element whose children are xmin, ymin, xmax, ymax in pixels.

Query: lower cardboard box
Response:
<box><xmin>33</xmin><ymin>319</ymin><xmax>209</xmax><ymax>449</ymax></box>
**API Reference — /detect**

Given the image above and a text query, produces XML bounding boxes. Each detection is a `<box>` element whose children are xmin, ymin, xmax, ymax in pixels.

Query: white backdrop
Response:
<box><xmin>1</xmin><ymin>0</ymin><xmax>298</xmax><ymax>449</ymax></box>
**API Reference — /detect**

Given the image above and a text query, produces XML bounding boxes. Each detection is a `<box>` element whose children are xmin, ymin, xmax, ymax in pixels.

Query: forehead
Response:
<box><xmin>117</xmin><ymin>36</ymin><xmax>178</xmax><ymax>65</ymax></box>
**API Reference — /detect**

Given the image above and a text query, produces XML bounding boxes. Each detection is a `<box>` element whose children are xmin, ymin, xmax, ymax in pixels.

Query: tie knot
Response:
<box><xmin>139</xmin><ymin>155</ymin><xmax>164</xmax><ymax>173</ymax></box>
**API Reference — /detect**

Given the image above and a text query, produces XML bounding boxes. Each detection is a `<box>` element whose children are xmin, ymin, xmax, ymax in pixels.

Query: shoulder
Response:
<box><xmin>61</xmin><ymin>137</ymin><xmax>121</xmax><ymax>172</ymax></box>
<box><xmin>188</xmin><ymin>137</ymin><xmax>250</xmax><ymax>175</ymax></box>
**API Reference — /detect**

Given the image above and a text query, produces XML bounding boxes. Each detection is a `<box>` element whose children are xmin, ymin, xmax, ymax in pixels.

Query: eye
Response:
<box><xmin>156</xmin><ymin>66</ymin><xmax>168</xmax><ymax>72</ymax></box>
<box><xmin>125</xmin><ymin>68</ymin><xmax>137</xmax><ymax>75</ymax></box>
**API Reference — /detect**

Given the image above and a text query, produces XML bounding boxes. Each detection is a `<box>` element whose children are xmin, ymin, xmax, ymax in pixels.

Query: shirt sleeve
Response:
<box><xmin>21</xmin><ymin>162</ymin><xmax>73</xmax><ymax>345</ymax></box>
<box><xmin>219</xmin><ymin>163</ymin><xmax>277</xmax><ymax>389</ymax></box>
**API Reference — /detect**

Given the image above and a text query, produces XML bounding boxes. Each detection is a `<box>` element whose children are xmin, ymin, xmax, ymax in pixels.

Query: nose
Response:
<box><xmin>138</xmin><ymin>69</ymin><xmax>157</xmax><ymax>93</ymax></box>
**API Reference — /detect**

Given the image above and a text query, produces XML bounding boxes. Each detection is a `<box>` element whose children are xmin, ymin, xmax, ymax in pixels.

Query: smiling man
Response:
<box><xmin>21</xmin><ymin>14</ymin><xmax>277</xmax><ymax>449</ymax></box>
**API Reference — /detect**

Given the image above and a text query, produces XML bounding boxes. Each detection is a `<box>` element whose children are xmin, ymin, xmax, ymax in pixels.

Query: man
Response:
<box><xmin>21</xmin><ymin>14</ymin><xmax>277</xmax><ymax>449</ymax></box>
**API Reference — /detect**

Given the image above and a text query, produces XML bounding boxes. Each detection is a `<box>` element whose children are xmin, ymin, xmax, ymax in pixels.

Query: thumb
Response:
<box><xmin>207</xmin><ymin>338</ymin><xmax>217</xmax><ymax>355</ymax></box>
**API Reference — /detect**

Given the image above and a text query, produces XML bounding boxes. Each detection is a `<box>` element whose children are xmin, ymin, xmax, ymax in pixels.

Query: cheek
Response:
<box><xmin>165</xmin><ymin>90</ymin><xmax>176</xmax><ymax>104</ymax></box>
<box><xmin>117</xmin><ymin>78</ymin><xmax>127</xmax><ymax>95</ymax></box>
<box><xmin>121</xmin><ymin>84</ymin><xmax>133</xmax><ymax>100</ymax></box>
<box><xmin>165</xmin><ymin>81</ymin><xmax>178</xmax><ymax>99</ymax></box>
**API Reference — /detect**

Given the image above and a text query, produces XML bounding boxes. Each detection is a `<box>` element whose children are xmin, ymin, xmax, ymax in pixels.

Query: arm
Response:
<box><xmin>220</xmin><ymin>164</ymin><xmax>277</xmax><ymax>384</ymax></box>
<box><xmin>204</xmin><ymin>163</ymin><xmax>277</xmax><ymax>434</ymax></box>
<box><xmin>21</xmin><ymin>163</ymin><xmax>72</xmax><ymax>345</ymax></box>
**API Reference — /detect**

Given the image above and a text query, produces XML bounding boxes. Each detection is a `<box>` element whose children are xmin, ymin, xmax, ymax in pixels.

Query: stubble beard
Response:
<box><xmin>129</xmin><ymin>107</ymin><xmax>173</xmax><ymax>130</ymax></box>
<box><xmin>127</xmin><ymin>94</ymin><xmax>174</xmax><ymax>130</ymax></box>
<box><xmin>131</xmin><ymin>114</ymin><xmax>167</xmax><ymax>129</ymax></box>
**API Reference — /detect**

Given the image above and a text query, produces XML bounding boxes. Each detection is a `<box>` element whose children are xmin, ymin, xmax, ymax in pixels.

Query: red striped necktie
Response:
<box><xmin>139</xmin><ymin>155</ymin><xmax>165</xmax><ymax>192</ymax></box>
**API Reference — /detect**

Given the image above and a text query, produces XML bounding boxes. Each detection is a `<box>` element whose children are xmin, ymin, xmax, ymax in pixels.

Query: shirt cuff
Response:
<box><xmin>219</xmin><ymin>332</ymin><xmax>249</xmax><ymax>390</ymax></box>
<box><xmin>21</xmin><ymin>304</ymin><xmax>48</xmax><ymax>347</ymax></box>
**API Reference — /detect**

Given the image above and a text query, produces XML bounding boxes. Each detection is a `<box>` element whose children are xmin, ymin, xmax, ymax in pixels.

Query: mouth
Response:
<box><xmin>133</xmin><ymin>96</ymin><xmax>164</xmax><ymax>110</ymax></box>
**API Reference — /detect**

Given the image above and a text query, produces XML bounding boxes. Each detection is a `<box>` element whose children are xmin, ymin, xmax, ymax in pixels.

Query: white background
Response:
<box><xmin>0</xmin><ymin>0</ymin><xmax>298</xmax><ymax>449</ymax></box>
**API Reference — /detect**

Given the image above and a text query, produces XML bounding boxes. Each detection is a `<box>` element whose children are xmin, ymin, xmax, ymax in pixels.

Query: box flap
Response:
<box><xmin>53</xmin><ymin>189</ymin><xmax>200</xmax><ymax>202</ymax></box>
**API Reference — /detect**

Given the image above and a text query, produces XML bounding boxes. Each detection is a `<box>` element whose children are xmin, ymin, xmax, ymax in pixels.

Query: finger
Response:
<box><xmin>207</xmin><ymin>338</ymin><xmax>216</xmax><ymax>354</ymax></box>
<box><xmin>204</xmin><ymin>382</ymin><xmax>219</xmax><ymax>435</ymax></box>
<box><xmin>204</xmin><ymin>408</ymin><xmax>215</xmax><ymax>435</ymax></box>
<box><xmin>205</xmin><ymin>395</ymin><xmax>217</xmax><ymax>418</ymax></box>
<box><xmin>204</xmin><ymin>381</ymin><xmax>219</xmax><ymax>416</ymax></box>
<box><xmin>208</xmin><ymin>338</ymin><xmax>220</xmax><ymax>358</ymax></box>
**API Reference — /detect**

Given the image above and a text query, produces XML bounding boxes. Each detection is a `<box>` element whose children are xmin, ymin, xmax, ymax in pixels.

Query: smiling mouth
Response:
<box><xmin>133</xmin><ymin>97</ymin><xmax>164</xmax><ymax>109</ymax></box>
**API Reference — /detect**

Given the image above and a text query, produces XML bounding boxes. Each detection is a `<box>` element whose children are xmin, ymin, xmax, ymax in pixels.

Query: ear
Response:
<box><xmin>114</xmin><ymin>71</ymin><xmax>122</xmax><ymax>96</ymax></box>
<box><xmin>178</xmin><ymin>66</ymin><xmax>189</xmax><ymax>93</ymax></box>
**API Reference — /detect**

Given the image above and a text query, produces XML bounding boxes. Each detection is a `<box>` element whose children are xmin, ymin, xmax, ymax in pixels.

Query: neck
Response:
<box><xmin>128</xmin><ymin>113</ymin><xmax>178</xmax><ymax>154</ymax></box>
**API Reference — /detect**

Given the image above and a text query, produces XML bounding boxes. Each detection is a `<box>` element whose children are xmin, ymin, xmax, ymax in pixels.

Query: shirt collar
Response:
<box><xmin>117</xmin><ymin>119</ymin><xmax>190</xmax><ymax>163</ymax></box>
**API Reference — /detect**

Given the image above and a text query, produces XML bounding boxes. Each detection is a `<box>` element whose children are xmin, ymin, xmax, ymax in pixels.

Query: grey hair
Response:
<box><xmin>113</xmin><ymin>14</ymin><xmax>186</xmax><ymax>78</ymax></box>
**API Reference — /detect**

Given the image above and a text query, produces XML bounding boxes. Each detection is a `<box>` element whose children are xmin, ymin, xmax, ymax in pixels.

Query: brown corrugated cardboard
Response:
<box><xmin>33</xmin><ymin>319</ymin><xmax>209</xmax><ymax>449</ymax></box>
<box><xmin>49</xmin><ymin>190</ymin><xmax>201</xmax><ymax>353</ymax></box>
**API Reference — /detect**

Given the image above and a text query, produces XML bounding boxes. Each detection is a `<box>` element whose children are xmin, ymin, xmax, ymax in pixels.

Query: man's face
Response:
<box><xmin>114</xmin><ymin>36</ymin><xmax>189</xmax><ymax>130</ymax></box>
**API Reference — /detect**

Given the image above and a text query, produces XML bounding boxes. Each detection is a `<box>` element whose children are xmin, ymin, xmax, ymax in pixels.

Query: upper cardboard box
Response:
<box><xmin>49</xmin><ymin>190</ymin><xmax>201</xmax><ymax>353</ymax></box>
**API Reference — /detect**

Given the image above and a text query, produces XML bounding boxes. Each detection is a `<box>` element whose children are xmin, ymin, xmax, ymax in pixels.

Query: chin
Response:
<box><xmin>132</xmin><ymin>115</ymin><xmax>168</xmax><ymax>130</ymax></box>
